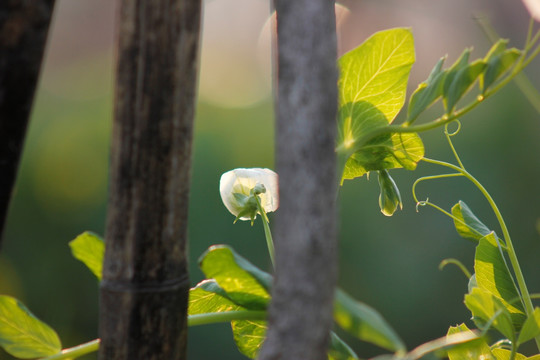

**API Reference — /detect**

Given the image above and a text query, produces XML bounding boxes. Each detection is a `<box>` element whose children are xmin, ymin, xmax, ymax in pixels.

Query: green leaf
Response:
<box><xmin>484</xmin><ymin>39</ymin><xmax>509</xmax><ymax>61</ymax></box>
<box><xmin>333</xmin><ymin>289</ymin><xmax>405</xmax><ymax>353</ymax></box>
<box><xmin>407</xmin><ymin>56</ymin><xmax>447</xmax><ymax>124</ymax></box>
<box><xmin>451</xmin><ymin>201</ymin><xmax>491</xmax><ymax>242</ymax></box>
<box><xmin>475</xmin><ymin>233</ymin><xmax>526</xmax><ymax>327</ymax></box>
<box><xmin>444</xmin><ymin>59</ymin><xmax>487</xmax><ymax>112</ymax></box>
<box><xmin>188</xmin><ymin>280</ymin><xmax>243</xmax><ymax>315</ymax></box>
<box><xmin>481</xmin><ymin>49</ymin><xmax>521</xmax><ymax>92</ymax></box>
<box><xmin>199</xmin><ymin>245</ymin><xmax>271</xmax><ymax>310</ymax></box>
<box><xmin>377</xmin><ymin>170</ymin><xmax>403</xmax><ymax>216</ymax></box>
<box><xmin>518</xmin><ymin>307</ymin><xmax>540</xmax><ymax>345</ymax></box>
<box><xmin>328</xmin><ymin>332</ymin><xmax>359</xmax><ymax>360</ymax></box>
<box><xmin>465</xmin><ymin>287</ymin><xmax>515</xmax><ymax>340</ymax></box>
<box><xmin>446</xmin><ymin>323</ymin><xmax>493</xmax><ymax>360</ymax></box>
<box><xmin>0</xmin><ymin>296</ymin><xmax>62</xmax><ymax>358</ymax></box>
<box><xmin>442</xmin><ymin>48</ymin><xmax>471</xmax><ymax>96</ymax></box>
<box><xmin>492</xmin><ymin>349</ymin><xmax>528</xmax><ymax>360</ymax></box>
<box><xmin>337</xmin><ymin>28</ymin><xmax>420</xmax><ymax>182</ymax></box>
<box><xmin>231</xmin><ymin>320</ymin><xmax>266</xmax><ymax>359</ymax></box>
<box><xmin>341</xmin><ymin>132</ymin><xmax>424</xmax><ymax>181</ymax></box>
<box><xmin>69</xmin><ymin>231</ymin><xmax>105</xmax><ymax>280</ymax></box>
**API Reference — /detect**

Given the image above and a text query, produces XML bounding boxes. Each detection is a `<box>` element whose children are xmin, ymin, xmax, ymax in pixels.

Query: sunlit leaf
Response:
<box><xmin>475</xmin><ymin>232</ymin><xmax>526</xmax><ymax>327</ymax></box>
<box><xmin>188</xmin><ymin>280</ymin><xmax>243</xmax><ymax>315</ymax></box>
<box><xmin>492</xmin><ymin>348</ymin><xmax>528</xmax><ymax>360</ymax></box>
<box><xmin>451</xmin><ymin>201</ymin><xmax>491</xmax><ymax>242</ymax></box>
<box><xmin>407</xmin><ymin>56</ymin><xmax>447</xmax><ymax>123</ymax></box>
<box><xmin>198</xmin><ymin>245</ymin><xmax>271</xmax><ymax>310</ymax></box>
<box><xmin>231</xmin><ymin>319</ymin><xmax>267</xmax><ymax>359</ymax></box>
<box><xmin>337</xmin><ymin>28</ymin><xmax>419</xmax><ymax>182</ymax></box>
<box><xmin>333</xmin><ymin>289</ymin><xmax>405</xmax><ymax>352</ymax></box>
<box><xmin>465</xmin><ymin>287</ymin><xmax>515</xmax><ymax>340</ymax></box>
<box><xmin>0</xmin><ymin>296</ymin><xmax>62</xmax><ymax>358</ymax></box>
<box><xmin>446</xmin><ymin>323</ymin><xmax>493</xmax><ymax>360</ymax></box>
<box><xmin>69</xmin><ymin>231</ymin><xmax>105</xmax><ymax>280</ymax></box>
<box><xmin>517</xmin><ymin>307</ymin><xmax>540</xmax><ymax>345</ymax></box>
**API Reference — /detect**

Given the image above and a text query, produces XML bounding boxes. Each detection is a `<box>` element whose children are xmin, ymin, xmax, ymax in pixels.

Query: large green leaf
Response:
<box><xmin>0</xmin><ymin>296</ymin><xmax>62</xmax><ymax>358</ymax></box>
<box><xmin>451</xmin><ymin>201</ymin><xmax>491</xmax><ymax>242</ymax></box>
<box><xmin>475</xmin><ymin>233</ymin><xmax>526</xmax><ymax>326</ymax></box>
<box><xmin>69</xmin><ymin>231</ymin><xmax>105</xmax><ymax>280</ymax></box>
<box><xmin>333</xmin><ymin>289</ymin><xmax>405</xmax><ymax>353</ymax></box>
<box><xmin>231</xmin><ymin>320</ymin><xmax>266</xmax><ymax>359</ymax></box>
<box><xmin>199</xmin><ymin>245</ymin><xmax>271</xmax><ymax>310</ymax></box>
<box><xmin>465</xmin><ymin>287</ymin><xmax>515</xmax><ymax>340</ymax></box>
<box><xmin>337</xmin><ymin>28</ymin><xmax>421</xmax><ymax>181</ymax></box>
<box><xmin>446</xmin><ymin>323</ymin><xmax>493</xmax><ymax>360</ymax></box>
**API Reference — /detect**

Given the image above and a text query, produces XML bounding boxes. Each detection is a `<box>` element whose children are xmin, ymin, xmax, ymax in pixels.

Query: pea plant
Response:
<box><xmin>1</xmin><ymin>8</ymin><xmax>540</xmax><ymax>360</ymax></box>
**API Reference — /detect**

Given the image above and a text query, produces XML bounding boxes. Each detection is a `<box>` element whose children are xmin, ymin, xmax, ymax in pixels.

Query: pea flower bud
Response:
<box><xmin>377</xmin><ymin>170</ymin><xmax>403</xmax><ymax>216</ymax></box>
<box><xmin>219</xmin><ymin>168</ymin><xmax>279</xmax><ymax>223</ymax></box>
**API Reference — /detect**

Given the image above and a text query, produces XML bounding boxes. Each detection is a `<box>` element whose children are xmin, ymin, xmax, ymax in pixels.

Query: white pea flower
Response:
<box><xmin>219</xmin><ymin>168</ymin><xmax>279</xmax><ymax>223</ymax></box>
<box><xmin>523</xmin><ymin>0</ymin><xmax>540</xmax><ymax>21</ymax></box>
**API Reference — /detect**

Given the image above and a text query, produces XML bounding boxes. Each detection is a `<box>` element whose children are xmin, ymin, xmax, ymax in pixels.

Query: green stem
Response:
<box><xmin>39</xmin><ymin>339</ymin><xmax>100</xmax><ymax>360</ymax></box>
<box><xmin>188</xmin><ymin>310</ymin><xmax>267</xmax><ymax>326</ymax></box>
<box><xmin>254</xmin><ymin>195</ymin><xmax>275</xmax><ymax>267</ymax></box>
<box><xmin>422</xmin><ymin>157</ymin><xmax>540</xmax><ymax>350</ymax></box>
<box><xmin>39</xmin><ymin>310</ymin><xmax>267</xmax><ymax>360</ymax></box>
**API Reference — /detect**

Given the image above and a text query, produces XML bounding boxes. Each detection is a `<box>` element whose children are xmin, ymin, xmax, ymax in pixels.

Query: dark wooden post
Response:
<box><xmin>0</xmin><ymin>0</ymin><xmax>56</xmax><ymax>245</ymax></box>
<box><xmin>99</xmin><ymin>1</ymin><xmax>201</xmax><ymax>359</ymax></box>
<box><xmin>258</xmin><ymin>1</ymin><xmax>338</xmax><ymax>359</ymax></box>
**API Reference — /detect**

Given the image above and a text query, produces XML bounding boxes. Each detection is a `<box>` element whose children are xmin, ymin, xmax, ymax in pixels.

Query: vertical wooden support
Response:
<box><xmin>0</xmin><ymin>0</ymin><xmax>56</xmax><ymax>245</ymax></box>
<box><xmin>99</xmin><ymin>1</ymin><xmax>201</xmax><ymax>359</ymax></box>
<box><xmin>258</xmin><ymin>1</ymin><xmax>339</xmax><ymax>359</ymax></box>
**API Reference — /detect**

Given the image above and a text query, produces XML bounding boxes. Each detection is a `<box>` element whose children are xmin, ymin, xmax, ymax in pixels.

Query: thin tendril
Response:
<box><xmin>444</xmin><ymin>120</ymin><xmax>465</xmax><ymax>169</ymax></box>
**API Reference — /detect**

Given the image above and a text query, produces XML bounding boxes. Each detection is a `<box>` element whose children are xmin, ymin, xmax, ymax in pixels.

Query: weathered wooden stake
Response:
<box><xmin>0</xmin><ymin>0</ymin><xmax>56</xmax><ymax>246</ymax></box>
<box><xmin>258</xmin><ymin>1</ymin><xmax>339</xmax><ymax>359</ymax></box>
<box><xmin>99</xmin><ymin>1</ymin><xmax>201</xmax><ymax>359</ymax></box>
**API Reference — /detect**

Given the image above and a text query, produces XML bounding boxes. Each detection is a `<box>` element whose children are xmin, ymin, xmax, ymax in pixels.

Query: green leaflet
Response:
<box><xmin>333</xmin><ymin>289</ymin><xmax>405</xmax><ymax>353</ymax></box>
<box><xmin>328</xmin><ymin>332</ymin><xmax>359</xmax><ymax>360</ymax></box>
<box><xmin>69</xmin><ymin>231</ymin><xmax>105</xmax><ymax>280</ymax></box>
<box><xmin>465</xmin><ymin>287</ymin><xmax>515</xmax><ymax>341</ymax></box>
<box><xmin>199</xmin><ymin>245</ymin><xmax>270</xmax><ymax>310</ymax></box>
<box><xmin>451</xmin><ymin>201</ymin><xmax>491</xmax><ymax>242</ymax></box>
<box><xmin>444</xmin><ymin>59</ymin><xmax>487</xmax><ymax>112</ymax></box>
<box><xmin>336</xmin><ymin>28</ymin><xmax>423</xmax><ymax>182</ymax></box>
<box><xmin>517</xmin><ymin>307</ymin><xmax>540</xmax><ymax>345</ymax></box>
<box><xmin>189</xmin><ymin>280</ymin><xmax>243</xmax><ymax>315</ymax></box>
<box><xmin>446</xmin><ymin>323</ymin><xmax>493</xmax><ymax>360</ymax></box>
<box><xmin>407</xmin><ymin>56</ymin><xmax>447</xmax><ymax>124</ymax></box>
<box><xmin>0</xmin><ymin>296</ymin><xmax>62</xmax><ymax>358</ymax></box>
<box><xmin>480</xmin><ymin>39</ymin><xmax>521</xmax><ymax>92</ymax></box>
<box><xmin>492</xmin><ymin>349</ymin><xmax>531</xmax><ymax>360</ymax></box>
<box><xmin>475</xmin><ymin>233</ymin><xmax>526</xmax><ymax>326</ymax></box>
<box><xmin>231</xmin><ymin>320</ymin><xmax>267</xmax><ymax>359</ymax></box>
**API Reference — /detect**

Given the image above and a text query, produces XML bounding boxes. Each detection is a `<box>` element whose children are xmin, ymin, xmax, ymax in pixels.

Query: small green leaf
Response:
<box><xmin>481</xmin><ymin>49</ymin><xmax>521</xmax><ymax>92</ymax></box>
<box><xmin>199</xmin><ymin>245</ymin><xmax>271</xmax><ymax>310</ymax></box>
<box><xmin>328</xmin><ymin>332</ymin><xmax>359</xmax><ymax>360</ymax></box>
<box><xmin>0</xmin><ymin>296</ymin><xmax>62</xmax><ymax>358</ymax></box>
<box><xmin>446</xmin><ymin>323</ymin><xmax>493</xmax><ymax>360</ymax></box>
<box><xmin>444</xmin><ymin>59</ymin><xmax>487</xmax><ymax>112</ymax></box>
<box><xmin>442</xmin><ymin>48</ymin><xmax>471</xmax><ymax>96</ymax></box>
<box><xmin>333</xmin><ymin>289</ymin><xmax>405</xmax><ymax>353</ymax></box>
<box><xmin>492</xmin><ymin>349</ymin><xmax>529</xmax><ymax>360</ymax></box>
<box><xmin>475</xmin><ymin>233</ymin><xmax>526</xmax><ymax>327</ymax></box>
<box><xmin>465</xmin><ymin>287</ymin><xmax>515</xmax><ymax>340</ymax></box>
<box><xmin>231</xmin><ymin>320</ymin><xmax>266</xmax><ymax>359</ymax></box>
<box><xmin>407</xmin><ymin>57</ymin><xmax>447</xmax><ymax>123</ymax></box>
<box><xmin>451</xmin><ymin>201</ymin><xmax>491</xmax><ymax>242</ymax></box>
<box><xmin>484</xmin><ymin>39</ymin><xmax>509</xmax><ymax>61</ymax></box>
<box><xmin>69</xmin><ymin>231</ymin><xmax>105</xmax><ymax>280</ymax></box>
<box><xmin>517</xmin><ymin>307</ymin><xmax>540</xmax><ymax>345</ymax></box>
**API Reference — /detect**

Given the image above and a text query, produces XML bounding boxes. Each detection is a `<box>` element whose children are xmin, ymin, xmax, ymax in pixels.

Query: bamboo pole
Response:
<box><xmin>99</xmin><ymin>1</ymin><xmax>201</xmax><ymax>359</ymax></box>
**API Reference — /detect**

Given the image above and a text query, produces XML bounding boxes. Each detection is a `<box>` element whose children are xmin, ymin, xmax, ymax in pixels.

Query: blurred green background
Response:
<box><xmin>1</xmin><ymin>0</ymin><xmax>540</xmax><ymax>359</ymax></box>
